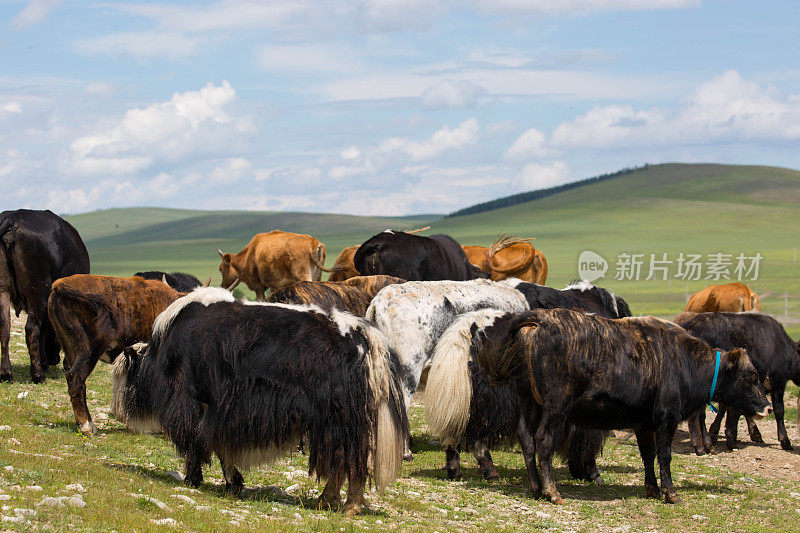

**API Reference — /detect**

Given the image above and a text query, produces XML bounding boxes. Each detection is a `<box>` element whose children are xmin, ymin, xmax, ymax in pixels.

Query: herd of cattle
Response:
<box><xmin>0</xmin><ymin>208</ymin><xmax>796</xmax><ymax>515</ymax></box>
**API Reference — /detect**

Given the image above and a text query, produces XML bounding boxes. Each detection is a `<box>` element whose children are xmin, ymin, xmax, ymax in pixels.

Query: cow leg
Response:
<box><xmin>517</xmin><ymin>412</ymin><xmax>541</xmax><ymax>496</ymax></box>
<box><xmin>42</xmin><ymin>317</ymin><xmax>61</xmax><ymax>367</ymax></box>
<box><xmin>566</xmin><ymin>427</ymin><xmax>604</xmax><ymax>483</ymax></box>
<box><xmin>472</xmin><ymin>440</ymin><xmax>499</xmax><ymax>481</ymax></box>
<box><xmin>635</xmin><ymin>428</ymin><xmax>660</xmax><ymax>499</ymax></box>
<box><xmin>0</xmin><ymin>293</ymin><xmax>11</xmax><ymax>382</ymax></box>
<box><xmin>655</xmin><ymin>421</ymin><xmax>680</xmax><ymax>504</ymax></box>
<box><xmin>707</xmin><ymin>403</ymin><xmax>726</xmax><ymax>444</ymax></box>
<box><xmin>687</xmin><ymin>411</ymin><xmax>707</xmax><ymax>456</ymax></box>
<box><xmin>746</xmin><ymin>417</ymin><xmax>764</xmax><ymax>444</ymax></box>
<box><xmin>342</xmin><ymin>474</ymin><xmax>368</xmax><ymax>517</ymax></box>
<box><xmin>184</xmin><ymin>450</ymin><xmax>205</xmax><ymax>489</ymax></box>
<box><xmin>219</xmin><ymin>454</ymin><xmax>244</xmax><ymax>495</ymax></box>
<box><xmin>771</xmin><ymin>388</ymin><xmax>792</xmax><ymax>451</ymax></box>
<box><xmin>724</xmin><ymin>408</ymin><xmax>741</xmax><ymax>450</ymax></box>
<box><xmin>445</xmin><ymin>444</ymin><xmax>462</xmax><ymax>480</ymax></box>
<box><xmin>318</xmin><ymin>478</ymin><xmax>344</xmax><ymax>511</ymax></box>
<box><xmin>535</xmin><ymin>412</ymin><xmax>567</xmax><ymax>504</ymax></box>
<box><xmin>255</xmin><ymin>289</ymin><xmax>266</xmax><ymax>302</ymax></box>
<box><xmin>65</xmin><ymin>346</ymin><xmax>103</xmax><ymax>434</ymax></box>
<box><xmin>24</xmin><ymin>310</ymin><xmax>46</xmax><ymax>383</ymax></box>
<box><xmin>698</xmin><ymin>409</ymin><xmax>714</xmax><ymax>454</ymax></box>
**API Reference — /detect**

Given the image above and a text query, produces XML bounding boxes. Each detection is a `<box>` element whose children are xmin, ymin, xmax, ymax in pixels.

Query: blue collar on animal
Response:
<box><xmin>708</xmin><ymin>350</ymin><xmax>721</xmax><ymax>413</ymax></box>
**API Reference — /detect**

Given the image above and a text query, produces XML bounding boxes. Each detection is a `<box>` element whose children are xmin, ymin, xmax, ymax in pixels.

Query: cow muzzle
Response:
<box><xmin>752</xmin><ymin>405</ymin><xmax>772</xmax><ymax>421</ymax></box>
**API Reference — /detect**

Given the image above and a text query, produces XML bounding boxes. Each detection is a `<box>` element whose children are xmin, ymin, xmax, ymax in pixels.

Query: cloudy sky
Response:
<box><xmin>1</xmin><ymin>1</ymin><xmax>799</xmax><ymax>215</ymax></box>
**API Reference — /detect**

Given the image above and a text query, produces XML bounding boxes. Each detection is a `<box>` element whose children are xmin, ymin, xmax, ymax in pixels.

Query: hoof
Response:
<box><xmin>446</xmin><ymin>470</ymin><xmax>462</xmax><ymax>481</ymax></box>
<box><xmin>403</xmin><ymin>451</ymin><xmax>414</xmax><ymax>462</ymax></box>
<box><xmin>185</xmin><ymin>476</ymin><xmax>202</xmax><ymax>489</ymax></box>
<box><xmin>342</xmin><ymin>502</ymin><xmax>366</xmax><ymax>517</ymax></box>
<box><xmin>645</xmin><ymin>484</ymin><xmax>660</xmax><ymax>499</ymax></box>
<box><xmin>317</xmin><ymin>497</ymin><xmax>342</xmax><ymax>511</ymax></box>
<box><xmin>225</xmin><ymin>482</ymin><xmax>243</xmax><ymax>496</ymax></box>
<box><xmin>482</xmin><ymin>471</ymin><xmax>500</xmax><ymax>482</ymax></box>
<box><xmin>694</xmin><ymin>448</ymin><xmax>706</xmax><ymax>456</ymax></box>
<box><xmin>709</xmin><ymin>435</ymin><xmax>718</xmax><ymax>445</ymax></box>
<box><xmin>532</xmin><ymin>488</ymin><xmax>543</xmax><ymax>499</ymax></box>
<box><xmin>663</xmin><ymin>491</ymin><xmax>681</xmax><ymax>504</ymax></box>
<box><xmin>750</xmin><ymin>434</ymin><xmax>764</xmax><ymax>444</ymax></box>
<box><xmin>0</xmin><ymin>372</ymin><xmax>11</xmax><ymax>383</ymax></box>
<box><xmin>79</xmin><ymin>420</ymin><xmax>97</xmax><ymax>435</ymax></box>
<box><xmin>589</xmin><ymin>474</ymin><xmax>604</xmax><ymax>484</ymax></box>
<box><xmin>780</xmin><ymin>440</ymin><xmax>793</xmax><ymax>451</ymax></box>
<box><xmin>31</xmin><ymin>373</ymin><xmax>45</xmax><ymax>384</ymax></box>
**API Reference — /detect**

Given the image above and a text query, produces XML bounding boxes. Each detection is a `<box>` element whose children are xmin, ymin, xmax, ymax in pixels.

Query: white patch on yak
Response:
<box><xmin>241</xmin><ymin>300</ymin><xmax>325</xmax><ymax>315</ymax></box>
<box><xmin>564</xmin><ymin>280</ymin><xmax>595</xmax><ymax>292</ymax></box>
<box><xmin>153</xmin><ymin>287</ymin><xmax>235</xmax><ymax>341</ymax></box>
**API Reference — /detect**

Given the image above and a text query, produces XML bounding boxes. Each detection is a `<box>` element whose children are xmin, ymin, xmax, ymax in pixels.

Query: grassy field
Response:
<box><xmin>66</xmin><ymin>162</ymin><xmax>800</xmax><ymax>335</ymax></box>
<box><xmin>0</xmin><ymin>318</ymin><xmax>798</xmax><ymax>532</ymax></box>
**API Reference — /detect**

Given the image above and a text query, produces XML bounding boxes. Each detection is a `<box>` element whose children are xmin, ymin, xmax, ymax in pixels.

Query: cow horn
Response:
<box><xmin>226</xmin><ymin>279</ymin><xmax>240</xmax><ymax>291</ymax></box>
<box><xmin>162</xmin><ymin>274</ymin><xmax>168</xmax><ymax>284</ymax></box>
<box><xmin>203</xmin><ymin>277</ymin><xmax>211</xmax><ymax>287</ymax></box>
<box><xmin>217</xmin><ymin>248</ymin><xmax>225</xmax><ymax>258</ymax></box>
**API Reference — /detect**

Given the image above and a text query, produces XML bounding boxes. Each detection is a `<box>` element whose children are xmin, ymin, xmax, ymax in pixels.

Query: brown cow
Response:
<box><xmin>684</xmin><ymin>282</ymin><xmax>761</xmax><ymax>313</ymax></box>
<box><xmin>328</xmin><ymin>246</ymin><xmax>360</xmax><ymax>282</ymax></box>
<box><xmin>47</xmin><ymin>275</ymin><xmax>185</xmax><ymax>435</ymax></box>
<box><xmin>218</xmin><ymin>230</ymin><xmax>333</xmax><ymax>300</ymax></box>
<box><xmin>267</xmin><ymin>275</ymin><xmax>405</xmax><ymax>316</ymax></box>
<box><xmin>463</xmin><ymin>236</ymin><xmax>548</xmax><ymax>284</ymax></box>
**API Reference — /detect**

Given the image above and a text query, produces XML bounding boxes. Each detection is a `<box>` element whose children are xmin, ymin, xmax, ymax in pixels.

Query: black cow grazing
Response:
<box><xmin>674</xmin><ymin>311</ymin><xmax>800</xmax><ymax>452</ymax></box>
<box><xmin>133</xmin><ymin>271</ymin><xmax>205</xmax><ymax>292</ymax></box>
<box><xmin>354</xmin><ymin>230</ymin><xmax>488</xmax><ymax>281</ymax></box>
<box><xmin>476</xmin><ymin>309</ymin><xmax>770</xmax><ymax>504</ymax></box>
<box><xmin>424</xmin><ymin>280</ymin><xmax>632</xmax><ymax>485</ymax></box>
<box><xmin>111</xmin><ymin>288</ymin><xmax>408</xmax><ymax>515</ymax></box>
<box><xmin>504</xmin><ymin>279</ymin><xmax>632</xmax><ymax>318</ymax></box>
<box><xmin>0</xmin><ymin>209</ymin><xmax>90</xmax><ymax>382</ymax></box>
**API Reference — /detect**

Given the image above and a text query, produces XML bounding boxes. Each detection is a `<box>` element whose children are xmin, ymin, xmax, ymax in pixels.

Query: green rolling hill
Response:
<box><xmin>65</xmin><ymin>162</ymin><xmax>800</xmax><ymax>334</ymax></box>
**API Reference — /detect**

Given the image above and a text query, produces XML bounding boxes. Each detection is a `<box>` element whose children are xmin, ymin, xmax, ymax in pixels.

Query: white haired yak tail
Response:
<box><xmin>424</xmin><ymin>309</ymin><xmax>507</xmax><ymax>446</ymax></box>
<box><xmin>329</xmin><ymin>309</ymin><xmax>407</xmax><ymax>494</ymax></box>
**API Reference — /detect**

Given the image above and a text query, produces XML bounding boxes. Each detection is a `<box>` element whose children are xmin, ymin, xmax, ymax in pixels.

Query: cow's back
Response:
<box><xmin>251</xmin><ymin>231</ymin><xmax>320</xmax><ymax>282</ymax></box>
<box><xmin>463</xmin><ymin>246</ymin><xmax>491</xmax><ymax>272</ymax></box>
<box><xmin>685</xmin><ymin>282</ymin><xmax>757</xmax><ymax>312</ymax></box>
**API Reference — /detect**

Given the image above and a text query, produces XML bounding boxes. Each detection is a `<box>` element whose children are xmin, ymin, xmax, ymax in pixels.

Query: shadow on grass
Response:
<box><xmin>107</xmin><ymin>462</ymin><xmax>389</xmax><ymax>517</ymax></box>
<box><xmin>671</xmin><ymin>426</ymin><xmax>800</xmax><ymax>456</ymax></box>
<box><xmin>0</xmin><ymin>361</ymin><xmax>64</xmax><ymax>383</ymax></box>
<box><xmin>410</xmin><ymin>463</ymin><xmax>739</xmax><ymax>503</ymax></box>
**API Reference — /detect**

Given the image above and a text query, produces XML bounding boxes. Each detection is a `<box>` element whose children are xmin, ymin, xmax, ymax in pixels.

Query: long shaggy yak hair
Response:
<box><xmin>267</xmin><ymin>275</ymin><xmax>405</xmax><ymax>316</ymax></box>
<box><xmin>112</xmin><ymin>288</ymin><xmax>408</xmax><ymax>514</ymax></box>
<box><xmin>425</xmin><ymin>310</ymin><xmax>605</xmax><ymax>482</ymax></box>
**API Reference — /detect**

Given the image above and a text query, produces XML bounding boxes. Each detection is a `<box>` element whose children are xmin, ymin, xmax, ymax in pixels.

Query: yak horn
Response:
<box><xmin>217</xmin><ymin>248</ymin><xmax>225</xmax><ymax>258</ymax></box>
<box><xmin>202</xmin><ymin>277</ymin><xmax>211</xmax><ymax>287</ymax></box>
<box><xmin>161</xmin><ymin>274</ymin><xmax>168</xmax><ymax>284</ymax></box>
<box><xmin>226</xmin><ymin>279</ymin><xmax>240</xmax><ymax>291</ymax></box>
<box><xmin>406</xmin><ymin>226</ymin><xmax>431</xmax><ymax>234</ymax></box>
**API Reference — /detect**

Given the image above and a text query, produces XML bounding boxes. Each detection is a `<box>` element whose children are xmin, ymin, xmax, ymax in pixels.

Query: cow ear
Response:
<box><xmin>222</xmin><ymin>253</ymin><xmax>232</xmax><ymax>264</ymax></box>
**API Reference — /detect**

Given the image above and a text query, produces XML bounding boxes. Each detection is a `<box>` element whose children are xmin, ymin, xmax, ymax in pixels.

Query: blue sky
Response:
<box><xmin>1</xmin><ymin>0</ymin><xmax>799</xmax><ymax>215</ymax></box>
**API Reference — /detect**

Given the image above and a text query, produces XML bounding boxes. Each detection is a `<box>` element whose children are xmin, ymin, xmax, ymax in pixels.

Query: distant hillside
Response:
<box><xmin>448</xmin><ymin>165</ymin><xmax>648</xmax><ymax>218</ymax></box>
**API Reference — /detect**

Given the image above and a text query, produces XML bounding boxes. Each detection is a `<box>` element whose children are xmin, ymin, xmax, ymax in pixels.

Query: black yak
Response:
<box><xmin>476</xmin><ymin>309</ymin><xmax>770</xmax><ymax>504</ymax></box>
<box><xmin>267</xmin><ymin>275</ymin><xmax>405</xmax><ymax>316</ymax></box>
<box><xmin>133</xmin><ymin>271</ymin><xmax>205</xmax><ymax>292</ymax></box>
<box><xmin>675</xmin><ymin>311</ymin><xmax>800</xmax><ymax>452</ymax></box>
<box><xmin>0</xmin><ymin>209</ymin><xmax>90</xmax><ymax>382</ymax></box>
<box><xmin>111</xmin><ymin>288</ymin><xmax>408</xmax><ymax>515</ymax></box>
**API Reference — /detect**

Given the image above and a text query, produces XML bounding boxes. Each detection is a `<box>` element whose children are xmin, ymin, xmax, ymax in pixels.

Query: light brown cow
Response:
<box><xmin>328</xmin><ymin>245</ymin><xmax>360</xmax><ymax>282</ymax></box>
<box><xmin>47</xmin><ymin>275</ymin><xmax>186</xmax><ymax>435</ymax></box>
<box><xmin>218</xmin><ymin>230</ymin><xmax>332</xmax><ymax>300</ymax></box>
<box><xmin>463</xmin><ymin>236</ymin><xmax>548</xmax><ymax>284</ymax></box>
<box><xmin>684</xmin><ymin>282</ymin><xmax>761</xmax><ymax>313</ymax></box>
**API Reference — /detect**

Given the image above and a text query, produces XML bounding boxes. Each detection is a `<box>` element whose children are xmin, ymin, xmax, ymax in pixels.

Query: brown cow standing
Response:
<box><xmin>684</xmin><ymin>282</ymin><xmax>761</xmax><ymax>313</ymax></box>
<box><xmin>218</xmin><ymin>230</ymin><xmax>332</xmax><ymax>300</ymax></box>
<box><xmin>463</xmin><ymin>236</ymin><xmax>548</xmax><ymax>284</ymax></box>
<box><xmin>47</xmin><ymin>275</ymin><xmax>185</xmax><ymax>435</ymax></box>
<box><xmin>328</xmin><ymin>246</ymin><xmax>360</xmax><ymax>282</ymax></box>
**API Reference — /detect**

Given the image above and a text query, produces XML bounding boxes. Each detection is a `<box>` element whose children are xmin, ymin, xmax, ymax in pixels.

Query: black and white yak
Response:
<box><xmin>424</xmin><ymin>281</ymin><xmax>630</xmax><ymax>484</ymax></box>
<box><xmin>475</xmin><ymin>309</ymin><xmax>771</xmax><ymax>504</ymax></box>
<box><xmin>111</xmin><ymin>287</ymin><xmax>408</xmax><ymax>515</ymax></box>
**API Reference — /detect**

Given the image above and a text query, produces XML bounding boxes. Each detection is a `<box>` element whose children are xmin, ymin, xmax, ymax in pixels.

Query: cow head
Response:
<box><xmin>714</xmin><ymin>347</ymin><xmax>771</xmax><ymax>419</ymax></box>
<box><xmin>217</xmin><ymin>248</ymin><xmax>240</xmax><ymax>288</ymax></box>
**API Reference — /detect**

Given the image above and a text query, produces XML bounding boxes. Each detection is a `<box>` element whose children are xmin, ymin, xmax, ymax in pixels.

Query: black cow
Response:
<box><xmin>354</xmin><ymin>230</ymin><xmax>488</xmax><ymax>281</ymax></box>
<box><xmin>506</xmin><ymin>279</ymin><xmax>632</xmax><ymax>317</ymax></box>
<box><xmin>111</xmin><ymin>288</ymin><xmax>408</xmax><ymax>515</ymax></box>
<box><xmin>425</xmin><ymin>280</ymin><xmax>630</xmax><ymax>485</ymax></box>
<box><xmin>133</xmin><ymin>271</ymin><xmax>204</xmax><ymax>292</ymax></box>
<box><xmin>476</xmin><ymin>309</ymin><xmax>770</xmax><ymax>504</ymax></box>
<box><xmin>675</xmin><ymin>312</ymin><xmax>800</xmax><ymax>452</ymax></box>
<box><xmin>0</xmin><ymin>209</ymin><xmax>90</xmax><ymax>382</ymax></box>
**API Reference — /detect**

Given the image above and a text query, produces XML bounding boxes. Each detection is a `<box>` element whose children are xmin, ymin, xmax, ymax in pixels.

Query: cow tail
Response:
<box><xmin>475</xmin><ymin>311</ymin><xmax>537</xmax><ymax>386</ymax></box>
<box><xmin>310</xmin><ymin>243</ymin><xmax>336</xmax><ymax>273</ymax></box>
<box><xmin>356</xmin><ymin>320</ymin><xmax>408</xmax><ymax>494</ymax></box>
<box><xmin>424</xmin><ymin>310</ymin><xmax>504</xmax><ymax>446</ymax></box>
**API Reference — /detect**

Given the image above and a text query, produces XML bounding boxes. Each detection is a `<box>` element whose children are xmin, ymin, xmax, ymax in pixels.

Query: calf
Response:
<box><xmin>477</xmin><ymin>309</ymin><xmax>770</xmax><ymax>504</ymax></box>
<box><xmin>675</xmin><ymin>312</ymin><xmax>800</xmax><ymax>452</ymax></box>
<box><xmin>267</xmin><ymin>275</ymin><xmax>404</xmax><ymax>316</ymax></box>
<box><xmin>111</xmin><ymin>288</ymin><xmax>408</xmax><ymax>515</ymax></box>
<box><xmin>0</xmin><ymin>209</ymin><xmax>90</xmax><ymax>382</ymax></box>
<box><xmin>47</xmin><ymin>275</ymin><xmax>184</xmax><ymax>434</ymax></box>
<box><xmin>328</xmin><ymin>246</ymin><xmax>360</xmax><ymax>281</ymax></box>
<box><xmin>355</xmin><ymin>230</ymin><xmax>488</xmax><ymax>281</ymax></box>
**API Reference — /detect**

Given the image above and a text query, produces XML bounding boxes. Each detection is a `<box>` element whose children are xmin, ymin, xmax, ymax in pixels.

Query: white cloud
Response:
<box><xmin>69</xmin><ymin>81</ymin><xmax>250</xmax><ymax>176</ymax></box>
<box><xmin>550</xmin><ymin>70</ymin><xmax>800</xmax><ymax>149</ymax></box>
<box><xmin>73</xmin><ymin>32</ymin><xmax>200</xmax><ymax>60</ymax></box>
<box><xmin>379</xmin><ymin>118</ymin><xmax>479</xmax><ymax>161</ymax></box>
<box><xmin>84</xmin><ymin>82</ymin><xmax>117</xmax><ymax>97</ymax></box>
<box><xmin>421</xmin><ymin>80</ymin><xmax>485</xmax><ymax>109</ymax></box>
<box><xmin>0</xmin><ymin>102</ymin><xmax>22</xmax><ymax>114</ymax></box>
<box><xmin>11</xmin><ymin>0</ymin><xmax>62</xmax><ymax>29</ymax></box>
<box><xmin>468</xmin><ymin>0</ymin><xmax>699</xmax><ymax>16</ymax></box>
<box><xmin>511</xmin><ymin>161</ymin><xmax>570</xmax><ymax>191</ymax></box>
<box><xmin>340</xmin><ymin>146</ymin><xmax>360</xmax><ymax>160</ymax></box>
<box><xmin>210</xmin><ymin>157</ymin><xmax>252</xmax><ymax>184</ymax></box>
<box><xmin>505</xmin><ymin>127</ymin><xmax>547</xmax><ymax>159</ymax></box>
<box><xmin>256</xmin><ymin>44</ymin><xmax>363</xmax><ymax>73</ymax></box>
